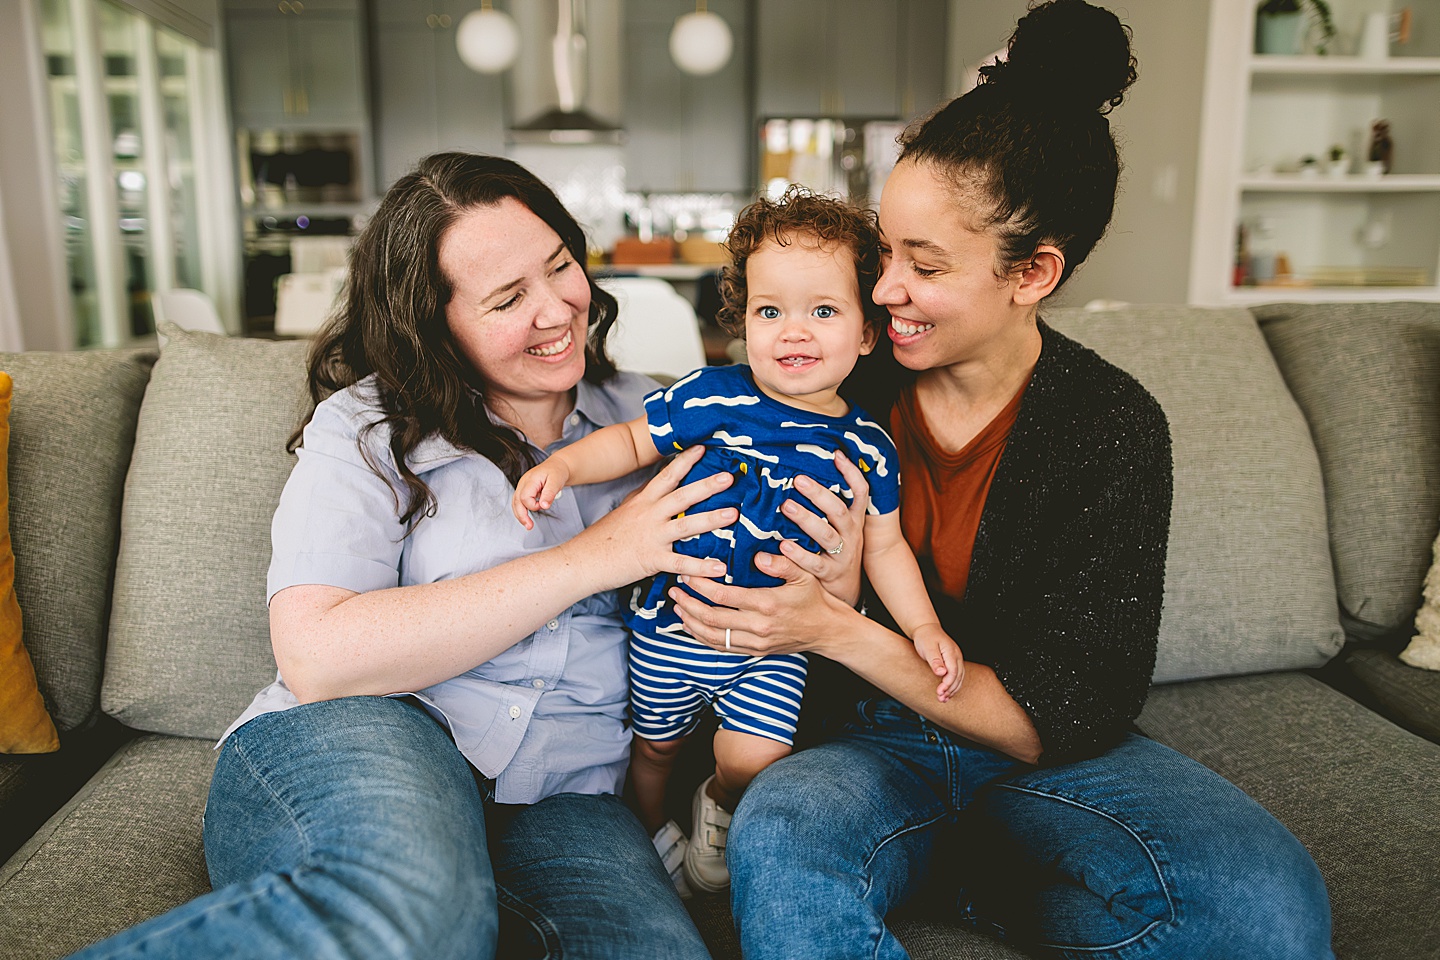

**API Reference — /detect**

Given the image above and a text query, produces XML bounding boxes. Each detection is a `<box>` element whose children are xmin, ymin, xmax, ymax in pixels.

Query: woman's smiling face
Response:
<box><xmin>439</xmin><ymin>198</ymin><xmax>591</xmax><ymax>409</ymax></box>
<box><xmin>743</xmin><ymin>236</ymin><xmax>876</xmax><ymax>416</ymax></box>
<box><xmin>873</xmin><ymin>160</ymin><xmax>1035</xmax><ymax>372</ymax></box>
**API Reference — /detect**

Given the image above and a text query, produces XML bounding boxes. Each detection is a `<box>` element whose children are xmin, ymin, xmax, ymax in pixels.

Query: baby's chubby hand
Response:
<box><xmin>912</xmin><ymin>623</ymin><xmax>965</xmax><ymax>703</ymax></box>
<box><xmin>511</xmin><ymin>459</ymin><xmax>571</xmax><ymax>530</ymax></box>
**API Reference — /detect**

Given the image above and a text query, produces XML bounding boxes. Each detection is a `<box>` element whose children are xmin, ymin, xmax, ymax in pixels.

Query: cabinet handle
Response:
<box><xmin>297</xmin><ymin>87</ymin><xmax>308</xmax><ymax>115</ymax></box>
<box><xmin>292</xmin><ymin>0</ymin><xmax>303</xmax><ymax>11</ymax></box>
<box><xmin>277</xmin><ymin>0</ymin><xmax>289</xmax><ymax>12</ymax></box>
<box><xmin>426</xmin><ymin>13</ymin><xmax>437</xmax><ymax>26</ymax></box>
<box><xmin>438</xmin><ymin>14</ymin><xmax>450</xmax><ymax>28</ymax></box>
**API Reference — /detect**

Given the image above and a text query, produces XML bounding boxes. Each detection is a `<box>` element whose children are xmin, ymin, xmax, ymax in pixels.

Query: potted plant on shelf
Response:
<box><xmin>1327</xmin><ymin>144</ymin><xmax>1349</xmax><ymax>176</ymax></box>
<box><xmin>1256</xmin><ymin>0</ymin><xmax>1336</xmax><ymax>55</ymax></box>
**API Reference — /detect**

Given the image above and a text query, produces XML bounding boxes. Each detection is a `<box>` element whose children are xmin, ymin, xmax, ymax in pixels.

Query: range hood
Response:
<box><xmin>508</xmin><ymin>0</ymin><xmax>624</xmax><ymax>144</ymax></box>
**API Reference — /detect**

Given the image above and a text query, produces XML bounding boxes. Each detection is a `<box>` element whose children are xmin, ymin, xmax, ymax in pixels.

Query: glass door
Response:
<box><xmin>39</xmin><ymin>0</ymin><xmax>234</xmax><ymax>347</ymax></box>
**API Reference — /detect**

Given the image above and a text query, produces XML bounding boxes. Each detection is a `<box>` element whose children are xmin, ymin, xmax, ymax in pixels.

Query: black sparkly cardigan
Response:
<box><xmin>825</xmin><ymin>320</ymin><xmax>1174</xmax><ymax>764</ymax></box>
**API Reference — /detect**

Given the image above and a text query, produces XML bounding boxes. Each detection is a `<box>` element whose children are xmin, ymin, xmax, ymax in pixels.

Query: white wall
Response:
<box><xmin>946</xmin><ymin>0</ymin><xmax>1212</xmax><ymax>306</ymax></box>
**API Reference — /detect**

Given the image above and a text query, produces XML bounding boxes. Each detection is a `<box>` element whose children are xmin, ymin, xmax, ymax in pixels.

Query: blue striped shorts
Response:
<box><xmin>629</xmin><ymin>626</ymin><xmax>808</xmax><ymax>745</ymax></box>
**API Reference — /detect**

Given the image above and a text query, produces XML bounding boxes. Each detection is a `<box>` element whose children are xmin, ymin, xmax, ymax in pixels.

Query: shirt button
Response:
<box><xmin>509</xmin><ymin>705</ymin><xmax>522</xmax><ymax>719</ymax></box>
<box><xmin>531</xmin><ymin>679</ymin><xmax>545</xmax><ymax>689</ymax></box>
<box><xmin>569</xmin><ymin>414</ymin><xmax>580</xmax><ymax>426</ymax></box>
<box><xmin>547</xmin><ymin>619</ymin><xmax>560</xmax><ymax>631</ymax></box>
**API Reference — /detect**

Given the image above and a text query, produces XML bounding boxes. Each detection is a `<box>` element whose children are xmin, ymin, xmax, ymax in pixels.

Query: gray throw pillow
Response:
<box><xmin>1256</xmin><ymin>301</ymin><xmax>1440</xmax><ymax>646</ymax></box>
<box><xmin>102</xmin><ymin>328</ymin><xmax>310</xmax><ymax>739</ymax></box>
<box><xmin>1</xmin><ymin>349</ymin><xmax>153</xmax><ymax>732</ymax></box>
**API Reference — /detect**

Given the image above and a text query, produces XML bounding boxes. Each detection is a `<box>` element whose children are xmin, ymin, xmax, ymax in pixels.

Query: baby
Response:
<box><xmin>511</xmin><ymin>189</ymin><xmax>962</xmax><ymax>896</ymax></box>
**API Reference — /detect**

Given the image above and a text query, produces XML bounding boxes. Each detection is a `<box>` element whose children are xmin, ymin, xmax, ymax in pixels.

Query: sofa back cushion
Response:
<box><xmin>0</xmin><ymin>349</ymin><xmax>153</xmax><ymax>732</ymax></box>
<box><xmin>1255</xmin><ymin>301</ymin><xmax>1440</xmax><ymax>647</ymax></box>
<box><xmin>1047</xmin><ymin>306</ymin><xmax>1343</xmax><ymax>682</ymax></box>
<box><xmin>102</xmin><ymin>328</ymin><xmax>310</xmax><ymax>739</ymax></box>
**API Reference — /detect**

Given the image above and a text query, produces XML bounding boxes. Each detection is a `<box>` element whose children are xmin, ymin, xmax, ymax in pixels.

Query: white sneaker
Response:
<box><xmin>651</xmin><ymin>819</ymin><xmax>693</xmax><ymax>900</ymax></box>
<box><xmin>683</xmin><ymin>775</ymin><xmax>732</xmax><ymax>893</ymax></box>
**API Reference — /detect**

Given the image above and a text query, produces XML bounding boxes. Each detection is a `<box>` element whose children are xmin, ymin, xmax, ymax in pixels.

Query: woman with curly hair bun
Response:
<box><xmin>668</xmin><ymin>3</ymin><xmax>1335</xmax><ymax>957</ymax></box>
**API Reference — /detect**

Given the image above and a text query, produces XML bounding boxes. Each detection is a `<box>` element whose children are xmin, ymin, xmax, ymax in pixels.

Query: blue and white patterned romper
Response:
<box><xmin>626</xmin><ymin>364</ymin><xmax>900</xmax><ymax>745</ymax></box>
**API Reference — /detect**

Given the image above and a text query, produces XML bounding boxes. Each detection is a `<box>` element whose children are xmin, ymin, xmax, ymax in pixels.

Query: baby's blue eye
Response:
<box><xmin>759</xmin><ymin>306</ymin><xmax>780</xmax><ymax>319</ymax></box>
<box><xmin>814</xmin><ymin>305</ymin><xmax>836</xmax><ymax>318</ymax></box>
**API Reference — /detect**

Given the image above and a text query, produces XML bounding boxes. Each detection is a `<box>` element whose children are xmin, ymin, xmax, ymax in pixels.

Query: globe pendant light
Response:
<box><xmin>456</xmin><ymin>0</ymin><xmax>520</xmax><ymax>74</ymax></box>
<box><xmin>670</xmin><ymin>1</ymin><xmax>732</xmax><ymax>76</ymax></box>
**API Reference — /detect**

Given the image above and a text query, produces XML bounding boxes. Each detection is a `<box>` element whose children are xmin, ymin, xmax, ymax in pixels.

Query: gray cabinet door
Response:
<box><xmin>834</xmin><ymin>0</ymin><xmax>899</xmax><ymax>117</ymax></box>
<box><xmin>226</xmin><ymin>15</ymin><xmax>292</xmax><ymax>127</ymax></box>
<box><xmin>226</xmin><ymin>3</ymin><xmax>366</xmax><ymax>128</ymax></box>
<box><xmin>900</xmin><ymin>0</ymin><xmax>949</xmax><ymax>121</ymax></box>
<box><xmin>756</xmin><ymin>0</ymin><xmax>828</xmax><ymax>117</ymax></box>
<box><xmin>757</xmin><ymin>0</ymin><xmax>909</xmax><ymax>119</ymax></box>
<box><xmin>291</xmin><ymin>15</ymin><xmax>366</xmax><ymax>125</ymax></box>
<box><xmin>372</xmin><ymin>26</ymin><xmax>436</xmax><ymax>186</ymax></box>
<box><xmin>623</xmin><ymin>0</ymin><xmax>749</xmax><ymax>192</ymax></box>
<box><xmin>370</xmin><ymin>0</ymin><xmax>505</xmax><ymax>191</ymax></box>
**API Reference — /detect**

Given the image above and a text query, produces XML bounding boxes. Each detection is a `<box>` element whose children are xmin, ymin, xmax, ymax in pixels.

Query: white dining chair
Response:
<box><xmin>599</xmin><ymin>276</ymin><xmax>707</xmax><ymax>380</ymax></box>
<box><xmin>152</xmin><ymin>288</ymin><xmax>226</xmax><ymax>335</ymax></box>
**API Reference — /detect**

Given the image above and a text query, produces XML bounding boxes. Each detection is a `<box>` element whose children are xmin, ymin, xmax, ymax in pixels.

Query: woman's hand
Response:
<box><xmin>775</xmin><ymin>450</ymin><xmax>870</xmax><ymax>606</ymax></box>
<box><xmin>669</xmin><ymin>550</ymin><xmax>860</xmax><ymax>659</ymax></box>
<box><xmin>572</xmin><ymin>445</ymin><xmax>736</xmax><ymax>588</ymax></box>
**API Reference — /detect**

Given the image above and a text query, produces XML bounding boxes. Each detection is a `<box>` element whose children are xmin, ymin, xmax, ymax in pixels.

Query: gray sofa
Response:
<box><xmin>2</xmin><ymin>303</ymin><xmax>1438</xmax><ymax>960</ymax></box>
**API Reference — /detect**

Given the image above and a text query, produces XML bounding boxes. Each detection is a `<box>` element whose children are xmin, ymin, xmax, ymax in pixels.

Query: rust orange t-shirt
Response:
<box><xmin>892</xmin><ymin>379</ymin><xmax>1029</xmax><ymax>601</ymax></box>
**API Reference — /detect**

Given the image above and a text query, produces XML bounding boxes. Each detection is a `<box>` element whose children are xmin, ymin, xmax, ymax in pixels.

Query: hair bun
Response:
<box><xmin>979</xmin><ymin>0</ymin><xmax>1137</xmax><ymax>115</ymax></box>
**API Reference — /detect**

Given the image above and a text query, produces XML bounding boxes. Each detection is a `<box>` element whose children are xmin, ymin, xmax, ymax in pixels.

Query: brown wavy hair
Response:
<box><xmin>292</xmin><ymin>152</ymin><xmax>619</xmax><ymax>529</ymax></box>
<box><xmin>716</xmin><ymin>186</ymin><xmax>889</xmax><ymax>339</ymax></box>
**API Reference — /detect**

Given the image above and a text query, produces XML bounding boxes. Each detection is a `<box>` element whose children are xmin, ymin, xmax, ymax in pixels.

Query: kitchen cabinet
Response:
<box><xmin>622</xmin><ymin>0</ymin><xmax>749</xmax><ymax>192</ymax></box>
<box><xmin>1190</xmin><ymin>0</ymin><xmax>1440</xmax><ymax>303</ymax></box>
<box><xmin>224</xmin><ymin>0</ymin><xmax>367</xmax><ymax>128</ymax></box>
<box><xmin>756</xmin><ymin>0</ymin><xmax>946</xmax><ymax>120</ymax></box>
<box><xmin>370</xmin><ymin>0</ymin><xmax>506</xmax><ymax>190</ymax></box>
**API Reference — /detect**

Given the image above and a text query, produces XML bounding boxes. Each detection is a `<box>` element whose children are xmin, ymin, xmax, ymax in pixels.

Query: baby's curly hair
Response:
<box><xmin>716</xmin><ymin>187</ymin><xmax>889</xmax><ymax>338</ymax></box>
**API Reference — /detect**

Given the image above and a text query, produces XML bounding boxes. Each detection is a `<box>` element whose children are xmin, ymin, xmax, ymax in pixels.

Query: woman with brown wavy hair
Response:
<box><xmin>67</xmin><ymin>153</ymin><xmax>726</xmax><ymax>960</ymax></box>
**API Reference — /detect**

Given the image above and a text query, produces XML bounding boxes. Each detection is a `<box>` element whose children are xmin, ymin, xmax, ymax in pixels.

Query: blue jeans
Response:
<box><xmin>69</xmin><ymin>696</ymin><xmax>709</xmax><ymax>960</ymax></box>
<box><xmin>729</xmin><ymin>697</ymin><xmax>1333</xmax><ymax>960</ymax></box>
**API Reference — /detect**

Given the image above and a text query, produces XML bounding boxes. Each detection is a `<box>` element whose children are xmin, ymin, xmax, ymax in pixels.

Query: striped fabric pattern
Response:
<box><xmin>629</xmin><ymin>619</ymin><xmax>807</xmax><ymax>744</ymax></box>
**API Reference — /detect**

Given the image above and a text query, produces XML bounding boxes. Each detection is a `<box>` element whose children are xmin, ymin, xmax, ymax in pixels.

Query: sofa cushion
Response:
<box><xmin>1255</xmin><ymin>301</ymin><xmax>1440</xmax><ymax>645</ymax></box>
<box><xmin>1046</xmin><ymin>307</ymin><xmax>1342</xmax><ymax>682</ymax></box>
<box><xmin>1139</xmin><ymin>672</ymin><xmax>1440</xmax><ymax>960</ymax></box>
<box><xmin>102</xmin><ymin>328</ymin><xmax>310</xmax><ymax>739</ymax></box>
<box><xmin>0</xmin><ymin>734</ymin><xmax>215</xmax><ymax>960</ymax></box>
<box><xmin>0</xmin><ymin>349</ymin><xmax>153</xmax><ymax>733</ymax></box>
<box><xmin>0</xmin><ymin>372</ymin><xmax>58</xmax><ymax>754</ymax></box>
<box><xmin>1321</xmin><ymin>646</ymin><xmax>1440</xmax><ymax>745</ymax></box>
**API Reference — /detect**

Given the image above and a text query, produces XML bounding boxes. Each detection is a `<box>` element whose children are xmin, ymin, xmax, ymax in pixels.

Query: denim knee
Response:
<box><xmin>206</xmin><ymin>697</ymin><xmax>499</xmax><ymax>960</ymax></box>
<box><xmin>969</xmin><ymin>735</ymin><xmax>1333</xmax><ymax>960</ymax></box>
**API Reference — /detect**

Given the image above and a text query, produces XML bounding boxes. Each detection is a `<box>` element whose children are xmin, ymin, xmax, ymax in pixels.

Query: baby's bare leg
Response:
<box><xmin>710</xmin><ymin>729</ymin><xmax>792</xmax><ymax>812</ymax></box>
<box><xmin>631</xmin><ymin>734</ymin><xmax>687</xmax><ymax>834</ymax></box>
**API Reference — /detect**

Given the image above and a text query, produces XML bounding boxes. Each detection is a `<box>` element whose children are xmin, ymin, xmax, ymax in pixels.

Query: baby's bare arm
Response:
<box><xmin>560</xmin><ymin>416</ymin><xmax>660</xmax><ymax>484</ymax></box>
<box><xmin>511</xmin><ymin>416</ymin><xmax>661</xmax><ymax>527</ymax></box>
<box><xmin>861</xmin><ymin>511</ymin><xmax>943</xmax><ymax>637</ymax></box>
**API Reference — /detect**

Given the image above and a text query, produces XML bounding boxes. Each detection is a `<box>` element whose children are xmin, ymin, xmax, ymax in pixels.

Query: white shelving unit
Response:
<box><xmin>1190</xmin><ymin>0</ymin><xmax>1440</xmax><ymax>304</ymax></box>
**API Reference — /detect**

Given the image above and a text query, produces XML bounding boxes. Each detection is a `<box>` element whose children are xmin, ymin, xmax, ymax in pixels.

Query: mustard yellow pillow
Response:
<box><xmin>0</xmin><ymin>371</ymin><xmax>59</xmax><ymax>753</ymax></box>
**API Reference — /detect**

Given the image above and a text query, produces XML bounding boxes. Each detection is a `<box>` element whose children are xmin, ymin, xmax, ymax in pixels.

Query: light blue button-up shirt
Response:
<box><xmin>222</xmin><ymin>370</ymin><xmax>660</xmax><ymax>804</ymax></box>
